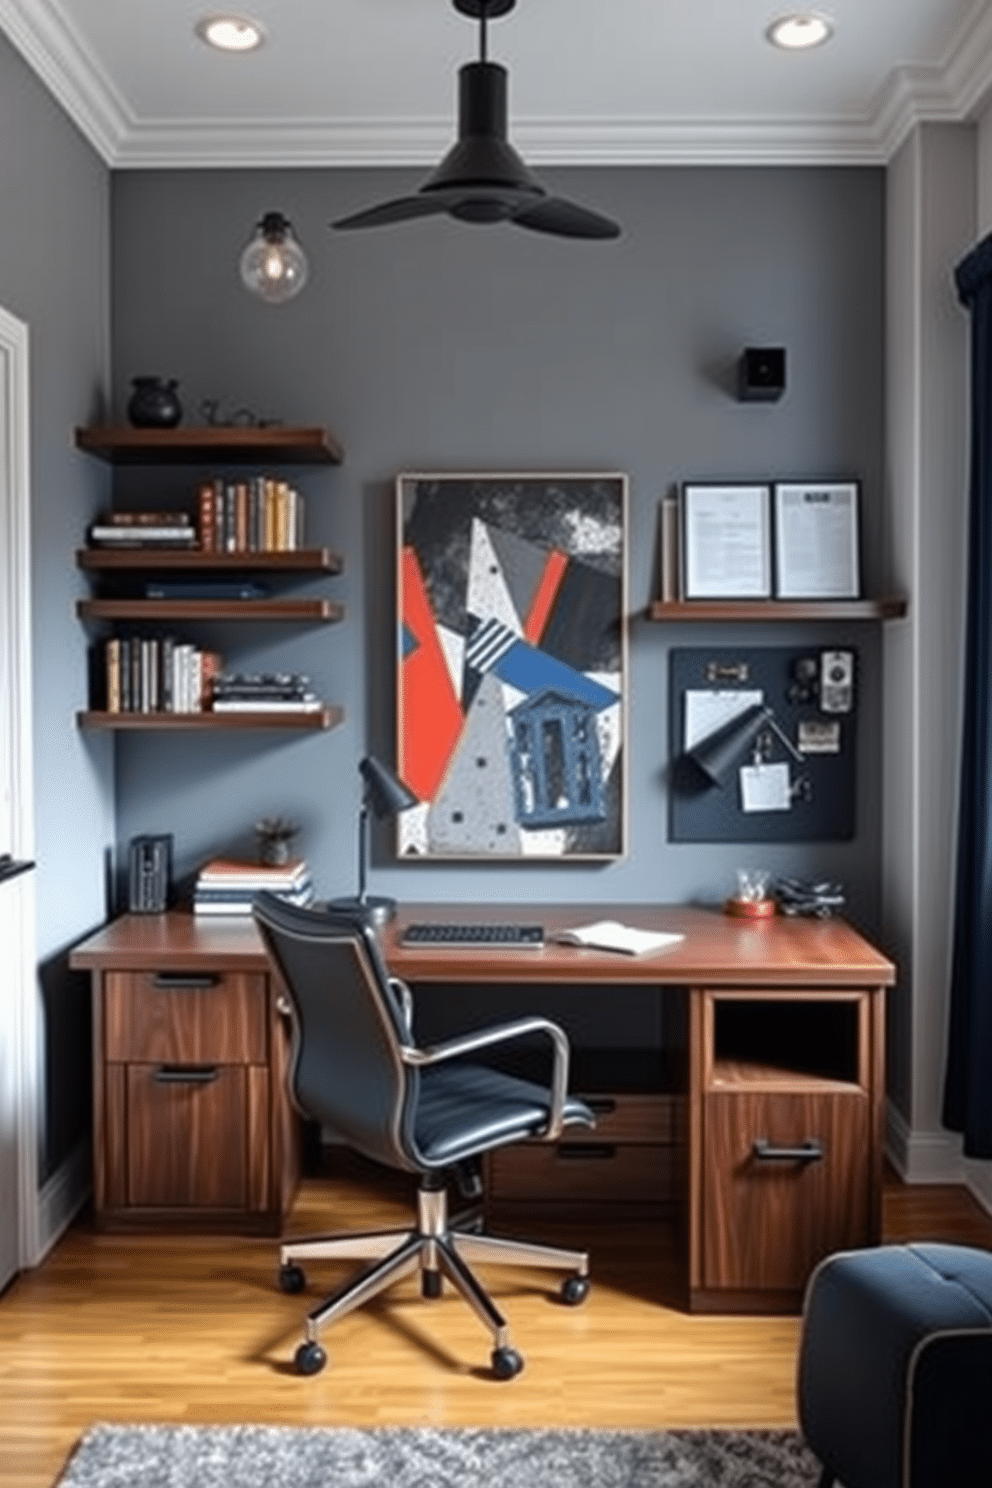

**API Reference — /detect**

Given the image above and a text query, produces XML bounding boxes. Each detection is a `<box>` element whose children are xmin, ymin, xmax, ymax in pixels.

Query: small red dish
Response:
<box><xmin>723</xmin><ymin>896</ymin><xmax>776</xmax><ymax>919</ymax></box>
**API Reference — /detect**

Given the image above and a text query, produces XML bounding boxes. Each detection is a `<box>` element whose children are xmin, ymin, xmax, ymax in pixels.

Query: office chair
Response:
<box><xmin>253</xmin><ymin>892</ymin><xmax>594</xmax><ymax>1380</ymax></box>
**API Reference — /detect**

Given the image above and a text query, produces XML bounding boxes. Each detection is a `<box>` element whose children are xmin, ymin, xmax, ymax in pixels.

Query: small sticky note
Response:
<box><xmin>739</xmin><ymin>762</ymin><xmax>791</xmax><ymax>812</ymax></box>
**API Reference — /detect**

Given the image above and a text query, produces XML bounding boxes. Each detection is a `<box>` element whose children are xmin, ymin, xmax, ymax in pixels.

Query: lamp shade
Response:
<box><xmin>360</xmin><ymin>755</ymin><xmax>418</xmax><ymax>818</ymax></box>
<box><xmin>688</xmin><ymin>704</ymin><xmax>770</xmax><ymax>787</ymax></box>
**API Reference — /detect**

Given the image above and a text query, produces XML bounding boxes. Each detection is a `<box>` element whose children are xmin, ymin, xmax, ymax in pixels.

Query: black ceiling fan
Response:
<box><xmin>332</xmin><ymin>0</ymin><xmax>621</xmax><ymax>240</ymax></box>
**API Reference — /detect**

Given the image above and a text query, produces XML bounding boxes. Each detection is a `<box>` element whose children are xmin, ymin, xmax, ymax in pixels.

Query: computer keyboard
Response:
<box><xmin>401</xmin><ymin>922</ymin><xmax>545</xmax><ymax>948</ymax></box>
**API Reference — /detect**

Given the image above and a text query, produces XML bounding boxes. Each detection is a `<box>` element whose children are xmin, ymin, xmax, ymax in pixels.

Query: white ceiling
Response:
<box><xmin>1</xmin><ymin>0</ymin><xmax>991</xmax><ymax>169</ymax></box>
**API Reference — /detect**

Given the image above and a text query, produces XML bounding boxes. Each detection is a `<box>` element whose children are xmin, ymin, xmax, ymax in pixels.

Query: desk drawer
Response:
<box><xmin>488</xmin><ymin>1139</ymin><xmax>674</xmax><ymax>1204</ymax></box>
<box><xmin>104</xmin><ymin>1061</ymin><xmax>270</xmax><ymax>1211</ymax></box>
<box><xmin>702</xmin><ymin>1089</ymin><xmax>870</xmax><ymax>1291</ymax></box>
<box><xmin>104</xmin><ymin>970</ymin><xmax>267</xmax><ymax>1064</ymax></box>
<box><xmin>580</xmin><ymin>1093</ymin><xmax>677</xmax><ymax>1143</ymax></box>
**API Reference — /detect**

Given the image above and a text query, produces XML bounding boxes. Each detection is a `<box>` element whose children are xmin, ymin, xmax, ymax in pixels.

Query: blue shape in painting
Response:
<box><xmin>401</xmin><ymin>622</ymin><xmax>419</xmax><ymax>660</ymax></box>
<box><xmin>508</xmin><ymin>689</ymin><xmax>606</xmax><ymax>828</ymax></box>
<box><xmin>494</xmin><ymin>640</ymin><xmax>617</xmax><ymax>712</ymax></box>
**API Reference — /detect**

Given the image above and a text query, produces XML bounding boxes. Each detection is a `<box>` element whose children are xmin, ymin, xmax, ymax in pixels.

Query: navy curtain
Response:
<box><xmin>944</xmin><ymin>233</ymin><xmax>992</xmax><ymax>1157</ymax></box>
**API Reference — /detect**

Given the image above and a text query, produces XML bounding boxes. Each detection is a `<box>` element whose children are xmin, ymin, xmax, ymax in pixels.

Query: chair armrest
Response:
<box><xmin>401</xmin><ymin>1016</ymin><xmax>572</xmax><ymax>1141</ymax></box>
<box><xmin>387</xmin><ymin>976</ymin><xmax>414</xmax><ymax>1036</ymax></box>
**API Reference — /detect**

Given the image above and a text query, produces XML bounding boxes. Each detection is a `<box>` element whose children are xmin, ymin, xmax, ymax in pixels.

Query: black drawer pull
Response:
<box><xmin>152</xmin><ymin>973</ymin><xmax>221</xmax><ymax>990</ymax></box>
<box><xmin>153</xmin><ymin>1065</ymin><xmax>219</xmax><ymax>1085</ymax></box>
<box><xmin>753</xmin><ymin>1138</ymin><xmax>823</xmax><ymax>1163</ymax></box>
<box><xmin>584</xmin><ymin>1097</ymin><xmax>617</xmax><ymax>1117</ymax></box>
<box><xmin>557</xmin><ymin>1143</ymin><xmax>616</xmax><ymax>1161</ymax></box>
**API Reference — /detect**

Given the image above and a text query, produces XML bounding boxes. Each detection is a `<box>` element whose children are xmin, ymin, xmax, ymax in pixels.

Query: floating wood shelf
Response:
<box><xmin>647</xmin><ymin>597</ymin><xmax>907</xmax><ymax>622</ymax></box>
<box><xmin>77</xmin><ymin>598</ymin><xmax>344</xmax><ymax>623</ymax></box>
<box><xmin>77</xmin><ymin>707</ymin><xmax>344</xmax><ymax>732</ymax></box>
<box><xmin>74</xmin><ymin>425</ymin><xmax>344</xmax><ymax>465</ymax></box>
<box><xmin>76</xmin><ymin>547</ymin><xmax>342</xmax><ymax>573</ymax></box>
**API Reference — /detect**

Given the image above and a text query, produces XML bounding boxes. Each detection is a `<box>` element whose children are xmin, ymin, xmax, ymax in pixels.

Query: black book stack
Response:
<box><xmin>210</xmin><ymin>672</ymin><xmax>322</xmax><ymax>714</ymax></box>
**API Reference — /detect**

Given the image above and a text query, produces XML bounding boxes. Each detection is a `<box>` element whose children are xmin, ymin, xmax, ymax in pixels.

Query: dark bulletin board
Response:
<box><xmin>669</xmin><ymin>645</ymin><xmax>857</xmax><ymax>843</ymax></box>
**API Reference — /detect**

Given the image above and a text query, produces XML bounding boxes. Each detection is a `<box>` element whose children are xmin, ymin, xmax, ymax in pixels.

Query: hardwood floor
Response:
<box><xmin>2</xmin><ymin>1156</ymin><xmax>991</xmax><ymax>1488</ymax></box>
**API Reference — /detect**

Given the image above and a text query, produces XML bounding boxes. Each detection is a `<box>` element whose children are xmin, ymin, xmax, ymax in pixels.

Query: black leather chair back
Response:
<box><xmin>253</xmin><ymin>894</ymin><xmax>420</xmax><ymax>1173</ymax></box>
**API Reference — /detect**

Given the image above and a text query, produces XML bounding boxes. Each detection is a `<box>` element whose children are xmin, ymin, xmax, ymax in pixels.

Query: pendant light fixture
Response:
<box><xmin>240</xmin><ymin>212</ymin><xmax>309</xmax><ymax>303</ymax></box>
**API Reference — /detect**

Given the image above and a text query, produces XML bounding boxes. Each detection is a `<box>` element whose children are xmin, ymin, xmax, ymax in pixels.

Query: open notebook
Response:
<box><xmin>553</xmin><ymin>920</ymin><xmax>685</xmax><ymax>957</ymax></box>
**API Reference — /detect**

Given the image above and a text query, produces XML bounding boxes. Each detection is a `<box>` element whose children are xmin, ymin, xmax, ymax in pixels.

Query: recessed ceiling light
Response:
<box><xmin>766</xmin><ymin>14</ymin><xmax>834</xmax><ymax>51</ymax></box>
<box><xmin>195</xmin><ymin>15</ymin><xmax>265</xmax><ymax>53</ymax></box>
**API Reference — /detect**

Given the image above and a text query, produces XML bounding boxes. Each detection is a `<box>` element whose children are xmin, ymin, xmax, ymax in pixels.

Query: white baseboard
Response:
<box><xmin>963</xmin><ymin>1157</ymin><xmax>992</xmax><ymax>1217</ymax></box>
<box><xmin>34</xmin><ymin>1140</ymin><xmax>91</xmax><ymax>1264</ymax></box>
<box><xmin>885</xmin><ymin>1099</ymin><xmax>964</xmax><ymax>1183</ymax></box>
<box><xmin>885</xmin><ymin>1099</ymin><xmax>992</xmax><ymax>1219</ymax></box>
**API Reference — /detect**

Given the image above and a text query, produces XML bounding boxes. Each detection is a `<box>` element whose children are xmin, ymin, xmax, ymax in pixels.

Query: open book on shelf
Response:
<box><xmin>553</xmin><ymin>920</ymin><xmax>685</xmax><ymax>957</ymax></box>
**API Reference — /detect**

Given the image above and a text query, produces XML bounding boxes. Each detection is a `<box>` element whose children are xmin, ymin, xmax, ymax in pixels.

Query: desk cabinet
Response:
<box><xmin>689</xmin><ymin>986</ymin><xmax>884</xmax><ymax>1312</ymax></box>
<box><xmin>73</xmin><ymin>925</ymin><xmax>300</xmax><ymax>1234</ymax></box>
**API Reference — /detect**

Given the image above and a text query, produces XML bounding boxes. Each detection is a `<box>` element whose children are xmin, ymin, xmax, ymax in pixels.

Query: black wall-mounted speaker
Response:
<box><xmin>738</xmin><ymin>346</ymin><xmax>786</xmax><ymax>402</ymax></box>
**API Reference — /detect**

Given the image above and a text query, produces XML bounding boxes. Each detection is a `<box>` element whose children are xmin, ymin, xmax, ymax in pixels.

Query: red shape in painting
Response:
<box><xmin>400</xmin><ymin>546</ymin><xmax>464</xmax><ymax>802</ymax></box>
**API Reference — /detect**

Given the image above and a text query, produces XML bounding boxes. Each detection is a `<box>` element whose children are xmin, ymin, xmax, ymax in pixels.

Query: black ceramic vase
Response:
<box><xmin>127</xmin><ymin>376</ymin><xmax>183</xmax><ymax>429</ymax></box>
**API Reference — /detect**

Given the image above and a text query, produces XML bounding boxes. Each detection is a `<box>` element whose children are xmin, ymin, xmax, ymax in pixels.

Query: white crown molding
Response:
<box><xmin>109</xmin><ymin>114</ymin><xmax>892</xmax><ymax>171</ymax></box>
<box><xmin>0</xmin><ymin>0</ymin><xmax>130</xmax><ymax>162</ymax></box>
<box><xmin>3</xmin><ymin>1</ymin><xmax>992</xmax><ymax>168</ymax></box>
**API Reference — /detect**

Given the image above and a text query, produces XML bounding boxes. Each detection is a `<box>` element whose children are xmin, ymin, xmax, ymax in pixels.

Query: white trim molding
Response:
<box><xmin>886</xmin><ymin>1099</ymin><xmax>965</xmax><ymax>1186</ymax></box>
<box><xmin>0</xmin><ymin>302</ymin><xmax>40</xmax><ymax>1270</ymax></box>
<box><xmin>36</xmin><ymin>1139</ymin><xmax>90</xmax><ymax>1260</ymax></box>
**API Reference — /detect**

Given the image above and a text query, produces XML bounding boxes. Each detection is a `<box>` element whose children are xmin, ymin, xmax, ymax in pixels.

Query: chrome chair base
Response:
<box><xmin>279</xmin><ymin>1180</ymin><xmax>590</xmax><ymax>1378</ymax></box>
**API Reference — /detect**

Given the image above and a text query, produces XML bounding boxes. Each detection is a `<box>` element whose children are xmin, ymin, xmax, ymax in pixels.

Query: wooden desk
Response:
<box><xmin>71</xmin><ymin>903</ymin><xmax>895</xmax><ymax>1312</ymax></box>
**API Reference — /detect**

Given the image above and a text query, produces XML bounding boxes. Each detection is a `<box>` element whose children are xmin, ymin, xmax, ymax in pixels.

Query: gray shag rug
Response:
<box><xmin>55</xmin><ymin>1424</ymin><xmax>823</xmax><ymax>1487</ymax></box>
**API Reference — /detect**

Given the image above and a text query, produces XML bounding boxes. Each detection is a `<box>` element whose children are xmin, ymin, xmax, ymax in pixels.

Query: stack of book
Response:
<box><xmin>193</xmin><ymin>857</ymin><xmax>315</xmax><ymax>916</ymax></box>
<box><xmin>211</xmin><ymin>672</ymin><xmax>322</xmax><ymax>714</ymax></box>
<box><xmin>198</xmin><ymin>477</ymin><xmax>304</xmax><ymax>554</ymax></box>
<box><xmin>88</xmin><ymin>510</ymin><xmax>198</xmax><ymax>549</ymax></box>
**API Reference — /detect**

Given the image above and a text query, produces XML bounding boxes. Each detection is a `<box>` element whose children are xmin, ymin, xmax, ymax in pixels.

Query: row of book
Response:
<box><xmin>86</xmin><ymin>476</ymin><xmax>306</xmax><ymax>554</ymax></box>
<box><xmin>103</xmin><ymin>636</ymin><xmax>221</xmax><ymax>713</ymax></box>
<box><xmin>193</xmin><ymin>856</ymin><xmax>315</xmax><ymax>917</ymax></box>
<box><xmin>198</xmin><ymin>477</ymin><xmax>305</xmax><ymax>554</ymax></box>
<box><xmin>102</xmin><ymin>638</ymin><xmax>322</xmax><ymax>716</ymax></box>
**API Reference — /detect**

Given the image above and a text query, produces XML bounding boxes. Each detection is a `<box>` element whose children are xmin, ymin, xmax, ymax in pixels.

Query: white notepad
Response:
<box><xmin>554</xmin><ymin>920</ymin><xmax>685</xmax><ymax>957</ymax></box>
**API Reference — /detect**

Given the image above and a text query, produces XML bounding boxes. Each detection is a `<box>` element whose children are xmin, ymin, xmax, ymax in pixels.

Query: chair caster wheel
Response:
<box><xmin>491</xmin><ymin>1345</ymin><xmax>524</xmax><ymax>1380</ymax></box>
<box><xmin>294</xmin><ymin>1340</ymin><xmax>327</xmax><ymax>1375</ymax></box>
<box><xmin>279</xmin><ymin>1262</ymin><xmax>306</xmax><ymax>1294</ymax></box>
<box><xmin>561</xmin><ymin>1274</ymin><xmax>590</xmax><ymax>1305</ymax></box>
<box><xmin>422</xmin><ymin>1269</ymin><xmax>443</xmax><ymax>1298</ymax></box>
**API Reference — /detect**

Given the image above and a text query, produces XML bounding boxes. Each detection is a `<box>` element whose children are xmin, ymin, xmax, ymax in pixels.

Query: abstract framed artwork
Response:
<box><xmin>397</xmin><ymin>472</ymin><xmax>627</xmax><ymax>860</ymax></box>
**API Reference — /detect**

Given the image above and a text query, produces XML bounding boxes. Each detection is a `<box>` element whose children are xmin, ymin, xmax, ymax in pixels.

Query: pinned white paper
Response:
<box><xmin>684</xmin><ymin>689</ymin><xmax>763</xmax><ymax>751</ymax></box>
<box><xmin>739</xmin><ymin>762</ymin><xmax>791</xmax><ymax>812</ymax></box>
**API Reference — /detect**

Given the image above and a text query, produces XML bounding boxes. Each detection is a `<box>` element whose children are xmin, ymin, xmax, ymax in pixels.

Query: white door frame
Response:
<box><xmin>0</xmin><ymin>302</ymin><xmax>40</xmax><ymax>1271</ymax></box>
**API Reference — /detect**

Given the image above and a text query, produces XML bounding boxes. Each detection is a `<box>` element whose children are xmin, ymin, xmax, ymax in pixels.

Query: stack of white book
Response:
<box><xmin>193</xmin><ymin>857</ymin><xmax>315</xmax><ymax>916</ymax></box>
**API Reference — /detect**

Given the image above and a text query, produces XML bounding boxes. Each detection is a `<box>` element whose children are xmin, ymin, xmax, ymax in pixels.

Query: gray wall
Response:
<box><xmin>0</xmin><ymin>33</ymin><xmax>113</xmax><ymax>1179</ymax></box>
<box><xmin>109</xmin><ymin>163</ymin><xmax>886</xmax><ymax>932</ymax></box>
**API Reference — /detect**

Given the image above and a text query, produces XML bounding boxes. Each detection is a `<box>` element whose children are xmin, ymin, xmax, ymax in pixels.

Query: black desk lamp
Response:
<box><xmin>327</xmin><ymin>755</ymin><xmax>418</xmax><ymax>925</ymax></box>
<box><xmin>688</xmin><ymin>702</ymin><xmax>804</xmax><ymax>786</ymax></box>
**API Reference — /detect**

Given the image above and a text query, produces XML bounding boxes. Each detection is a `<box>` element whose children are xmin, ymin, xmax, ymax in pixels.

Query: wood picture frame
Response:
<box><xmin>396</xmin><ymin>472</ymin><xmax>627</xmax><ymax>860</ymax></box>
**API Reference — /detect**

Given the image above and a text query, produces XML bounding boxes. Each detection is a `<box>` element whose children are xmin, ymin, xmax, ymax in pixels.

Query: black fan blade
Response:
<box><xmin>513</xmin><ymin>196</ymin><xmax>621</xmax><ymax>240</ymax></box>
<box><xmin>332</xmin><ymin>195</ymin><xmax>451</xmax><ymax>230</ymax></box>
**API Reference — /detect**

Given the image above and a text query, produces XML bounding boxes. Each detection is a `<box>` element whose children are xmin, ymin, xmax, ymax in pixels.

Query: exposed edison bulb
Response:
<box><xmin>239</xmin><ymin>212</ymin><xmax>308</xmax><ymax>304</ymax></box>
